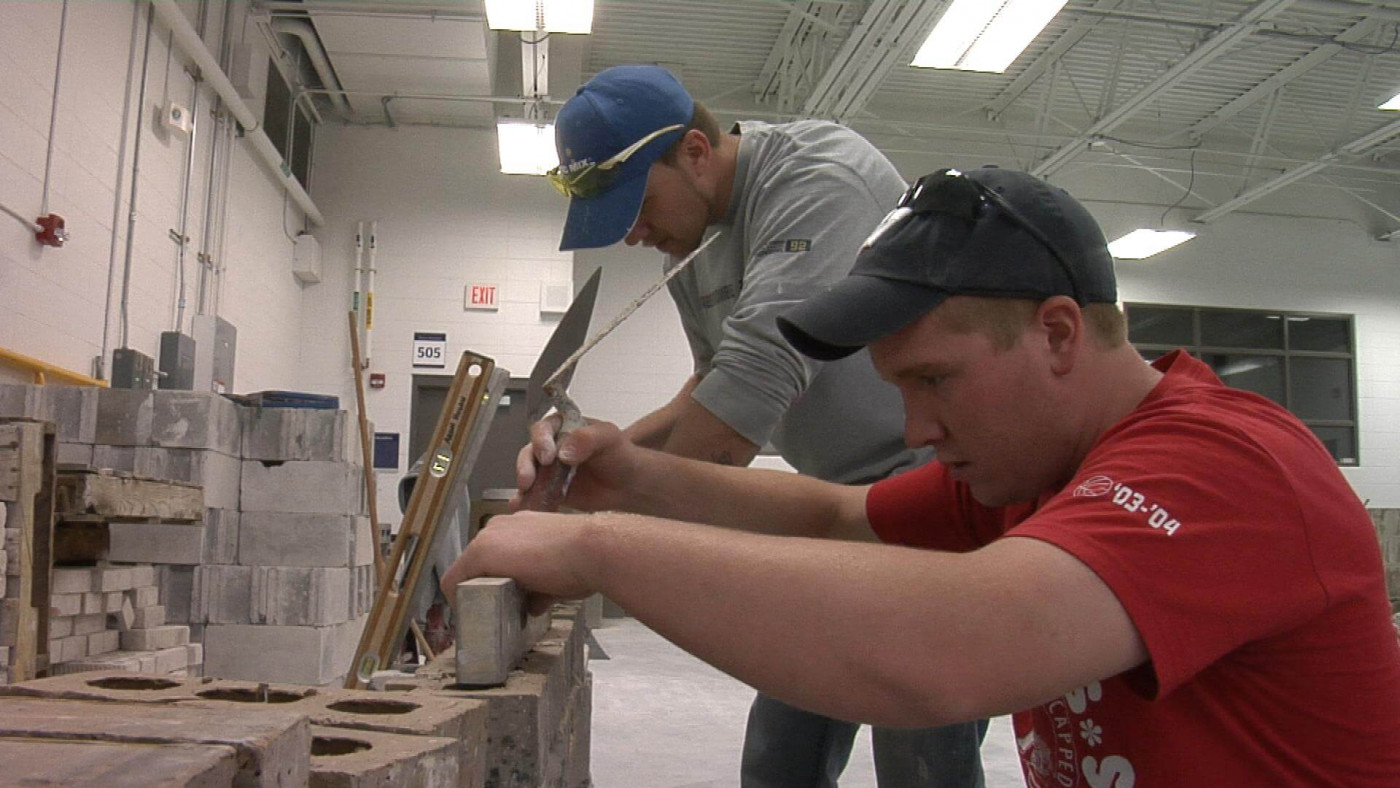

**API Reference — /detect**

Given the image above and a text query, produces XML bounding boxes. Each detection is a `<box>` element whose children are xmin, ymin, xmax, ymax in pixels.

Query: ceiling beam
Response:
<box><xmin>1032</xmin><ymin>0</ymin><xmax>1298</xmax><ymax>178</ymax></box>
<box><xmin>1190</xmin><ymin>16</ymin><xmax>1380</xmax><ymax>139</ymax></box>
<box><xmin>1195</xmin><ymin>114</ymin><xmax>1400</xmax><ymax>222</ymax></box>
<box><xmin>753</xmin><ymin>1</ymin><xmax>847</xmax><ymax>112</ymax></box>
<box><xmin>802</xmin><ymin>0</ymin><xmax>946</xmax><ymax>120</ymax></box>
<box><xmin>986</xmin><ymin>0</ymin><xmax>1126</xmax><ymax>120</ymax></box>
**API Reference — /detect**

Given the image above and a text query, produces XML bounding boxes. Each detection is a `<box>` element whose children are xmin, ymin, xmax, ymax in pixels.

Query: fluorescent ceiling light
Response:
<box><xmin>1108</xmin><ymin>229</ymin><xmax>1196</xmax><ymax>260</ymax></box>
<box><xmin>1380</xmin><ymin>91</ymin><xmax>1400</xmax><ymax>110</ymax></box>
<box><xmin>497</xmin><ymin>122</ymin><xmax>559</xmax><ymax>175</ymax></box>
<box><xmin>911</xmin><ymin>0</ymin><xmax>1068</xmax><ymax>73</ymax></box>
<box><xmin>485</xmin><ymin>0</ymin><xmax>593</xmax><ymax>34</ymax></box>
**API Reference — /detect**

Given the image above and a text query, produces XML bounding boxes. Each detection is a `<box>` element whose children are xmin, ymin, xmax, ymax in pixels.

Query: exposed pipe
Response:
<box><xmin>175</xmin><ymin>77</ymin><xmax>200</xmax><ymax>334</ymax></box>
<box><xmin>365</xmin><ymin>220</ymin><xmax>377</xmax><ymax>370</ymax></box>
<box><xmin>40</xmin><ymin>0</ymin><xmax>70</xmax><ymax>217</ymax></box>
<box><xmin>271</xmin><ymin>18</ymin><xmax>351</xmax><ymax>117</ymax></box>
<box><xmin>100</xmin><ymin>0</ymin><xmax>145</xmax><ymax>380</ymax></box>
<box><xmin>150</xmin><ymin>0</ymin><xmax>325</xmax><ymax>226</ymax></box>
<box><xmin>121</xmin><ymin>6</ymin><xmax>158</xmax><ymax>350</ymax></box>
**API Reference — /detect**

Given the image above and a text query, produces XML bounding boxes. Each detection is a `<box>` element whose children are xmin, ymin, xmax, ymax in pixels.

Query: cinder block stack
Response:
<box><xmin>0</xmin><ymin>384</ymin><xmax>99</xmax><ymax>467</ymax></box>
<box><xmin>198</xmin><ymin>404</ymin><xmax>371</xmax><ymax>686</ymax></box>
<box><xmin>46</xmin><ymin>564</ymin><xmax>202</xmax><ymax>676</ymax></box>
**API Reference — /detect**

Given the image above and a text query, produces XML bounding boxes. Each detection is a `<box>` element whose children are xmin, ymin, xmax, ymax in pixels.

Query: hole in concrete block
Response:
<box><xmin>326</xmin><ymin>698</ymin><xmax>421</xmax><ymax>715</ymax></box>
<box><xmin>258</xmin><ymin>460</ymin><xmax>285</xmax><ymax>468</ymax></box>
<box><xmin>88</xmin><ymin>677</ymin><xmax>181</xmax><ymax>691</ymax></box>
<box><xmin>196</xmin><ymin>687</ymin><xmax>308</xmax><ymax>704</ymax></box>
<box><xmin>312</xmin><ymin>736</ymin><xmax>373</xmax><ymax>757</ymax></box>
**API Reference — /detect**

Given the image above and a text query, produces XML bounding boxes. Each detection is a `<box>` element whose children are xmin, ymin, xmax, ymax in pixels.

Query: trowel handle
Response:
<box><xmin>520</xmin><ymin>393</ymin><xmax>585</xmax><ymax>513</ymax></box>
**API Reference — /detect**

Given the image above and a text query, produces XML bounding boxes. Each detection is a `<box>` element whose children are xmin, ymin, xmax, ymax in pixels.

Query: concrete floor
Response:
<box><xmin>590</xmin><ymin>618</ymin><xmax>1025</xmax><ymax>787</ymax></box>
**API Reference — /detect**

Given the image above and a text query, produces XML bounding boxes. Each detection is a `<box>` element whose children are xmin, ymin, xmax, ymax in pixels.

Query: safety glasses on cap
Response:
<box><xmin>898</xmin><ymin>168</ymin><xmax>1084</xmax><ymax>304</ymax></box>
<box><xmin>547</xmin><ymin>123</ymin><xmax>686</xmax><ymax>199</ymax></box>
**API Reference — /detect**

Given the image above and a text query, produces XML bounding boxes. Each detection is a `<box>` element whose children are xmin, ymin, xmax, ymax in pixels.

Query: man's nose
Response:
<box><xmin>904</xmin><ymin>410</ymin><xmax>946</xmax><ymax>450</ymax></box>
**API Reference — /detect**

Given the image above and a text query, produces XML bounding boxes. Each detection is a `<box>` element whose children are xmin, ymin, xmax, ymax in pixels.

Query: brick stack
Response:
<box><xmin>0</xmin><ymin>385</ymin><xmax>374</xmax><ymax>687</ymax></box>
<box><xmin>47</xmin><ymin>564</ymin><xmax>202</xmax><ymax>676</ymax></box>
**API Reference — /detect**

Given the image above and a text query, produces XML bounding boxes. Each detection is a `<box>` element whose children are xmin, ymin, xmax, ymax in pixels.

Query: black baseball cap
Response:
<box><xmin>778</xmin><ymin>167</ymin><xmax>1117</xmax><ymax>361</ymax></box>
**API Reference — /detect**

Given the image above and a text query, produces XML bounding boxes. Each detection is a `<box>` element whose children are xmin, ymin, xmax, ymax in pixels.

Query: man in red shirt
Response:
<box><xmin>445</xmin><ymin>167</ymin><xmax>1400</xmax><ymax>785</ymax></box>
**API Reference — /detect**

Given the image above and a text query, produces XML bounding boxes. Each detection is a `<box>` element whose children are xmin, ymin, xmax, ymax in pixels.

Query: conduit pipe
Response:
<box><xmin>271</xmin><ymin>18</ymin><xmax>351</xmax><ymax>118</ymax></box>
<box><xmin>150</xmin><ymin>0</ymin><xmax>325</xmax><ymax>226</ymax></box>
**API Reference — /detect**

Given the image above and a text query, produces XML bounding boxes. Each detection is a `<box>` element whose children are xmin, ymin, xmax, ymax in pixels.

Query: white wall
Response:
<box><xmin>0</xmin><ymin>0</ymin><xmax>308</xmax><ymax>392</ymax></box>
<box><xmin>305</xmin><ymin>124</ymin><xmax>576</xmax><ymax>527</ymax></box>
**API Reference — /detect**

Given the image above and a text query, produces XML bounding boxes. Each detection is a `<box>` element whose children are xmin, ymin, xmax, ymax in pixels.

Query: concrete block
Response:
<box><xmin>204</xmin><ymin>507</ymin><xmax>239</xmax><ymax>563</ymax></box>
<box><xmin>252</xmin><ymin>566</ymin><xmax>351</xmax><ymax>626</ymax></box>
<box><xmin>0</xmin><ymin>696</ymin><xmax>311</xmax><ymax>786</ymax></box>
<box><xmin>352</xmin><ymin>516</ymin><xmax>374</xmax><ymax>567</ymax></box>
<box><xmin>51</xmin><ymin>592</ymin><xmax>82</xmax><ymax>617</ymax></box>
<box><xmin>153</xmin><ymin>644</ymin><xmax>191</xmax><ymax>673</ymax></box>
<box><xmin>104</xmin><ymin>592</ymin><xmax>125</xmax><ymax>613</ymax></box>
<box><xmin>52</xmin><ymin>566</ymin><xmax>94</xmax><ymax>595</ymax></box>
<box><xmin>241</xmin><ymin>460</ymin><xmax>359</xmax><ymax>515</ymax></box>
<box><xmin>159</xmin><ymin>566</ymin><xmax>195</xmax><ymax>624</ymax></box>
<box><xmin>134</xmin><ymin>604</ymin><xmax>165</xmax><ymax>629</ymax></box>
<box><xmin>192</xmin><ymin>565</ymin><xmax>253</xmax><ymax>624</ymax></box>
<box><xmin>187</xmin><ymin>641</ymin><xmax>203</xmax><ymax>666</ymax></box>
<box><xmin>73</xmin><ymin>613</ymin><xmax>107</xmax><ymax>636</ymax></box>
<box><xmin>108</xmin><ymin>521</ymin><xmax>205</xmax><ymax>565</ymax></box>
<box><xmin>242</xmin><ymin>407</ymin><xmax>348</xmax><ymax>462</ymax></box>
<box><xmin>204</xmin><ymin>623</ymin><xmax>339</xmax><ymax>685</ymax></box>
<box><xmin>240</xmin><ymin>512</ymin><xmax>355</xmax><ymax>567</ymax></box>
<box><xmin>454</xmin><ymin>578</ymin><xmax>551</xmax><ymax>687</ymax></box>
<box><xmin>0</xmin><ymin>384</ymin><xmax>45</xmax><ymax>422</ymax></box>
<box><xmin>93</xmin><ymin>444</ymin><xmax>138</xmax><ymax>472</ymax></box>
<box><xmin>46</xmin><ymin>385</ymin><xmax>100</xmax><ymax>444</ymax></box>
<box><xmin>111</xmin><ymin>596</ymin><xmax>135</xmax><ymax>630</ymax></box>
<box><xmin>56</xmin><ymin>634</ymin><xmax>88</xmax><ymax>662</ymax></box>
<box><xmin>309</xmin><ymin>725</ymin><xmax>459</xmax><ymax>788</ymax></box>
<box><xmin>151</xmin><ymin>391</ymin><xmax>243</xmax><ymax>454</ymax></box>
<box><xmin>134</xmin><ymin>448</ymin><xmax>242</xmax><ymax>509</ymax></box>
<box><xmin>50</xmin><ymin>615</ymin><xmax>73</xmax><ymax>638</ymax></box>
<box><xmin>0</xmin><ymin>738</ymin><xmax>239</xmax><ymax>787</ymax></box>
<box><xmin>95</xmin><ymin>388</ymin><xmax>154</xmax><ymax>446</ymax></box>
<box><xmin>132</xmin><ymin>583</ymin><xmax>159</xmax><ymax>608</ymax></box>
<box><xmin>88</xmin><ymin>628</ymin><xmax>120</xmax><ymax>656</ymax></box>
<box><xmin>96</xmin><ymin>565</ymin><xmax>136</xmax><ymax>592</ymax></box>
<box><xmin>81</xmin><ymin>592</ymin><xmax>103</xmax><ymax>614</ymax></box>
<box><xmin>56</xmin><ymin>441</ymin><xmax>94</xmax><ymax>467</ymax></box>
<box><xmin>120</xmin><ymin>625</ymin><xmax>189</xmax><ymax>651</ymax></box>
<box><xmin>0</xmin><ymin>646</ymin><xmax>7</xmax><ymax>666</ymax></box>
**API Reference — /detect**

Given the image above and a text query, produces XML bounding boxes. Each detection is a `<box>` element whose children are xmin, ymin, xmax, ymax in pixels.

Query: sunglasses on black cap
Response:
<box><xmin>896</xmin><ymin>169</ymin><xmax>1085</xmax><ymax>305</ymax></box>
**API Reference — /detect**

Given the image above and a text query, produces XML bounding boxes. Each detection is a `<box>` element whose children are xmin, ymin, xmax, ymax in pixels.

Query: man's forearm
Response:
<box><xmin>624</xmin><ymin>374</ymin><xmax>701</xmax><ymax>449</ymax></box>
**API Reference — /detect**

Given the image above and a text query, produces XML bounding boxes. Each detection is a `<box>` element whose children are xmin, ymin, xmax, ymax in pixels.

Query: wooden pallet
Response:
<box><xmin>54</xmin><ymin>470</ymin><xmax>203</xmax><ymax>522</ymax></box>
<box><xmin>345</xmin><ymin>351</ymin><xmax>507</xmax><ymax>689</ymax></box>
<box><xmin>0</xmin><ymin>420</ymin><xmax>57</xmax><ymax>682</ymax></box>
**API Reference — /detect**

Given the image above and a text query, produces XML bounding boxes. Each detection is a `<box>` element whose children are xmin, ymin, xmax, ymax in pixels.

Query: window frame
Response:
<box><xmin>1125</xmin><ymin>302</ymin><xmax>1359</xmax><ymax>466</ymax></box>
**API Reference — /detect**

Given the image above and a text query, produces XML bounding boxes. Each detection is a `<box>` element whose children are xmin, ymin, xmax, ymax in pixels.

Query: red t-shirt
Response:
<box><xmin>868</xmin><ymin>351</ymin><xmax>1400</xmax><ymax>786</ymax></box>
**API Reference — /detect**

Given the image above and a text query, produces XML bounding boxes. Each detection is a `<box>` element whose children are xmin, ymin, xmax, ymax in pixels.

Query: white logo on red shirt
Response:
<box><xmin>1074</xmin><ymin>475</ymin><xmax>1115</xmax><ymax>497</ymax></box>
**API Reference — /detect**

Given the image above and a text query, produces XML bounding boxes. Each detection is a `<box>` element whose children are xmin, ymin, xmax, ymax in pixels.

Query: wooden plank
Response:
<box><xmin>0</xmin><ymin>420</ymin><xmax>49</xmax><ymax>682</ymax></box>
<box><xmin>55</xmin><ymin>471</ymin><xmax>203</xmax><ymax>522</ymax></box>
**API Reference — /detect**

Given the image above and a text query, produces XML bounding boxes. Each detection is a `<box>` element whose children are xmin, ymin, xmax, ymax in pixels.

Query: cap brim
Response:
<box><xmin>558</xmin><ymin>170</ymin><xmax>649</xmax><ymax>252</ymax></box>
<box><xmin>778</xmin><ymin>274</ymin><xmax>948</xmax><ymax>361</ymax></box>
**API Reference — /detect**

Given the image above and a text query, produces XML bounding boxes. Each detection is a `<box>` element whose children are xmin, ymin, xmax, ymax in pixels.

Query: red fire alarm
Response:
<box><xmin>35</xmin><ymin>214</ymin><xmax>68</xmax><ymax>247</ymax></box>
<box><xmin>369</xmin><ymin>373</ymin><xmax>386</xmax><ymax>389</ymax></box>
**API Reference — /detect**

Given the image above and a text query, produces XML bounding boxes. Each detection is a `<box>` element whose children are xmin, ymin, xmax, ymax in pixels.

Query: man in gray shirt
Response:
<box><xmin>546</xmin><ymin>64</ymin><xmax>985</xmax><ymax>788</ymax></box>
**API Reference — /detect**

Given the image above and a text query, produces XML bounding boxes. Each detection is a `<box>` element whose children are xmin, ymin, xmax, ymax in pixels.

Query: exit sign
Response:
<box><xmin>465</xmin><ymin>282</ymin><xmax>500</xmax><ymax>310</ymax></box>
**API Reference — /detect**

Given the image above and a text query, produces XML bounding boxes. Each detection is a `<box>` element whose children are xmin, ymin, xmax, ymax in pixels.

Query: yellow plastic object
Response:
<box><xmin>0</xmin><ymin>346</ymin><xmax>108</xmax><ymax>387</ymax></box>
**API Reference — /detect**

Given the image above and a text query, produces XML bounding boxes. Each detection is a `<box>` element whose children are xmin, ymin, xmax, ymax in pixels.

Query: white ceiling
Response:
<box><xmin>255</xmin><ymin>0</ymin><xmax>1400</xmax><ymax>237</ymax></box>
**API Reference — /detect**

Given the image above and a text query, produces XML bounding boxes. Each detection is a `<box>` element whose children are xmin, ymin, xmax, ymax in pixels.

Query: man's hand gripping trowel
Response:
<box><xmin>520</xmin><ymin>232</ymin><xmax>721</xmax><ymax>511</ymax></box>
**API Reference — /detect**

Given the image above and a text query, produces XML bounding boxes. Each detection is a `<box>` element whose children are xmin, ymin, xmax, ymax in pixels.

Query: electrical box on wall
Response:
<box><xmin>540</xmin><ymin>282</ymin><xmax>572</xmax><ymax>314</ymax></box>
<box><xmin>292</xmin><ymin>233</ymin><xmax>322</xmax><ymax>283</ymax></box>
<box><xmin>111</xmin><ymin>348</ymin><xmax>155</xmax><ymax>390</ymax></box>
<box><xmin>158</xmin><ymin>331</ymin><xmax>196</xmax><ymax>390</ymax></box>
<box><xmin>164</xmin><ymin>102</ymin><xmax>193</xmax><ymax>135</ymax></box>
<box><xmin>192</xmin><ymin>315</ymin><xmax>237</xmax><ymax>393</ymax></box>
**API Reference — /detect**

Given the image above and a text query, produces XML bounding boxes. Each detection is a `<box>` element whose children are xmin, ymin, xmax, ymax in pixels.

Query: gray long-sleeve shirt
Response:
<box><xmin>666</xmin><ymin>120</ymin><xmax>933</xmax><ymax>484</ymax></box>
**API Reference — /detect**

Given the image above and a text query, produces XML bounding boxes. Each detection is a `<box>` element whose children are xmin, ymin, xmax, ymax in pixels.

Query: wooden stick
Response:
<box><xmin>348</xmin><ymin>311</ymin><xmax>386</xmax><ymax>585</ymax></box>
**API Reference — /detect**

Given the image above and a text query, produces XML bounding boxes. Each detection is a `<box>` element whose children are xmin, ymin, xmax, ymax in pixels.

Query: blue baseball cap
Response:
<box><xmin>555</xmin><ymin>65</ymin><xmax>694</xmax><ymax>251</ymax></box>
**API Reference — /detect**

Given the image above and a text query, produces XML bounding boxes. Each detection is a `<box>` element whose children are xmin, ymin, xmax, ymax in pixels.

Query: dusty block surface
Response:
<box><xmin>1</xmin><ymin>669</ymin><xmax>202</xmax><ymax>703</ymax></box>
<box><xmin>0</xmin><ymin>737</ymin><xmax>238</xmax><ymax>787</ymax></box>
<box><xmin>243</xmin><ymin>408</ymin><xmax>348</xmax><ymax>463</ymax></box>
<box><xmin>120</xmin><ymin>625</ymin><xmax>190</xmax><ymax>651</ymax></box>
<box><xmin>151</xmin><ymin>391</ymin><xmax>243</xmax><ymax>455</ymax></box>
<box><xmin>0</xmin><ymin>696</ymin><xmax>310</xmax><ymax>786</ymax></box>
<box><xmin>205</xmin><ymin>507</ymin><xmax>240</xmax><ymax>564</ymax></box>
<box><xmin>241</xmin><ymin>460</ymin><xmax>360</xmax><ymax>515</ymax></box>
<box><xmin>310</xmin><ymin>724</ymin><xmax>459</xmax><ymax>788</ymax></box>
<box><xmin>193</xmin><ymin>565</ymin><xmax>253</xmax><ymax>624</ymax></box>
<box><xmin>109</xmin><ymin>521</ymin><xmax>206</xmax><ymax>565</ymax></box>
<box><xmin>239</xmin><ymin>512</ymin><xmax>355</xmax><ymax>568</ymax></box>
<box><xmin>455</xmin><ymin>578</ymin><xmax>551</xmax><ymax>687</ymax></box>
<box><xmin>204</xmin><ymin>620</ymin><xmax>359</xmax><ymax>686</ymax></box>
<box><xmin>95</xmin><ymin>388</ymin><xmax>155</xmax><ymax>446</ymax></box>
<box><xmin>251</xmin><ymin>566</ymin><xmax>351</xmax><ymax>626</ymax></box>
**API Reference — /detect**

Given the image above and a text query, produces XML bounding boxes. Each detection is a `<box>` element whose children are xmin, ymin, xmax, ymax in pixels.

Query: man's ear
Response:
<box><xmin>678</xmin><ymin>129</ymin><xmax>712</xmax><ymax>174</ymax></box>
<box><xmin>1038</xmin><ymin>296</ymin><xmax>1083</xmax><ymax>375</ymax></box>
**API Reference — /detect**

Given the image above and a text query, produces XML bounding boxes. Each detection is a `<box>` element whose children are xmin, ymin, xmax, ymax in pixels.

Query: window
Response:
<box><xmin>1126</xmin><ymin>304</ymin><xmax>1358</xmax><ymax>465</ymax></box>
<box><xmin>264</xmin><ymin>62</ymin><xmax>314</xmax><ymax>190</ymax></box>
